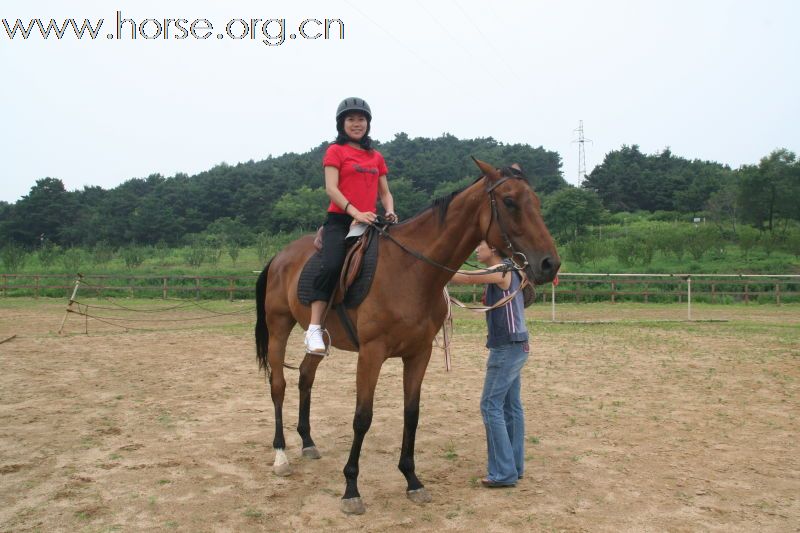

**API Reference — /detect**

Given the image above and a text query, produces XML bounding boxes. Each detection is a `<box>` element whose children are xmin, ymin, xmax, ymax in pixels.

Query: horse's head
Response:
<box><xmin>473</xmin><ymin>158</ymin><xmax>560</xmax><ymax>285</ymax></box>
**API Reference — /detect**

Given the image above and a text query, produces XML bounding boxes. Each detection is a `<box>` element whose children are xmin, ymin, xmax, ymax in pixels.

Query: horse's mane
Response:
<box><xmin>399</xmin><ymin>166</ymin><xmax>528</xmax><ymax>226</ymax></box>
<box><xmin>401</xmin><ymin>175</ymin><xmax>483</xmax><ymax>226</ymax></box>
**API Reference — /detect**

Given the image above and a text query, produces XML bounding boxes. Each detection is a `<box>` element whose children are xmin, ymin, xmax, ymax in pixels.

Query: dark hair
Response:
<box><xmin>335</xmin><ymin>111</ymin><xmax>373</xmax><ymax>150</ymax></box>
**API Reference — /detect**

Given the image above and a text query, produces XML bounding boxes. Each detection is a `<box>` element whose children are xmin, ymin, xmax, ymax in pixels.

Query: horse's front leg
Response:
<box><xmin>341</xmin><ymin>347</ymin><xmax>386</xmax><ymax>515</ymax></box>
<box><xmin>399</xmin><ymin>347</ymin><xmax>433</xmax><ymax>504</ymax></box>
<box><xmin>297</xmin><ymin>353</ymin><xmax>323</xmax><ymax>459</ymax></box>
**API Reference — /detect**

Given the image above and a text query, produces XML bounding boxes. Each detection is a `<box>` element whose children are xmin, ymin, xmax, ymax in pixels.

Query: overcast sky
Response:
<box><xmin>1</xmin><ymin>0</ymin><xmax>798</xmax><ymax>203</ymax></box>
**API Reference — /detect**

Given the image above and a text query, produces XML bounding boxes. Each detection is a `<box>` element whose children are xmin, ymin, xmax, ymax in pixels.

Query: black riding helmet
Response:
<box><xmin>336</xmin><ymin>97</ymin><xmax>372</xmax><ymax>121</ymax></box>
<box><xmin>335</xmin><ymin>97</ymin><xmax>373</xmax><ymax>149</ymax></box>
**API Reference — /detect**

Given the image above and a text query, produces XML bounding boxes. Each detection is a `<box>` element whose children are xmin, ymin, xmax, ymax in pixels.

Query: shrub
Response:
<box><xmin>120</xmin><ymin>245</ymin><xmax>147</xmax><ymax>268</ymax></box>
<box><xmin>92</xmin><ymin>241</ymin><xmax>115</xmax><ymax>265</ymax></box>
<box><xmin>567</xmin><ymin>238</ymin><xmax>606</xmax><ymax>267</ymax></box>
<box><xmin>685</xmin><ymin>226</ymin><xmax>718</xmax><ymax>261</ymax></box>
<box><xmin>654</xmin><ymin>227</ymin><xmax>687</xmax><ymax>260</ymax></box>
<box><xmin>737</xmin><ymin>226</ymin><xmax>760</xmax><ymax>258</ymax></box>
<box><xmin>783</xmin><ymin>229</ymin><xmax>800</xmax><ymax>258</ymax></box>
<box><xmin>613</xmin><ymin>236</ymin><xmax>654</xmax><ymax>267</ymax></box>
<box><xmin>761</xmin><ymin>232</ymin><xmax>782</xmax><ymax>257</ymax></box>
<box><xmin>153</xmin><ymin>240</ymin><xmax>171</xmax><ymax>265</ymax></box>
<box><xmin>227</xmin><ymin>242</ymin><xmax>241</xmax><ymax>266</ymax></box>
<box><xmin>61</xmin><ymin>248</ymin><xmax>85</xmax><ymax>273</ymax></box>
<box><xmin>1</xmin><ymin>243</ymin><xmax>28</xmax><ymax>272</ymax></box>
<box><xmin>184</xmin><ymin>245</ymin><xmax>207</xmax><ymax>267</ymax></box>
<box><xmin>38</xmin><ymin>241</ymin><xmax>62</xmax><ymax>267</ymax></box>
<box><xmin>254</xmin><ymin>232</ymin><xmax>271</xmax><ymax>265</ymax></box>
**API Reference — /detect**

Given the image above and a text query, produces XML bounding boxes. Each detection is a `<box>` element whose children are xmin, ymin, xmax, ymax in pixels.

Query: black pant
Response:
<box><xmin>311</xmin><ymin>212</ymin><xmax>353</xmax><ymax>302</ymax></box>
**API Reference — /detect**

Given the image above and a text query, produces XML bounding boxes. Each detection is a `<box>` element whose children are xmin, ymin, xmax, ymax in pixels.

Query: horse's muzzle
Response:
<box><xmin>527</xmin><ymin>254</ymin><xmax>560</xmax><ymax>285</ymax></box>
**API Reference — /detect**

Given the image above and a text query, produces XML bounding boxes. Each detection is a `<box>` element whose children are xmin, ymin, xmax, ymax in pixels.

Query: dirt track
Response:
<box><xmin>1</xmin><ymin>300</ymin><xmax>798</xmax><ymax>532</ymax></box>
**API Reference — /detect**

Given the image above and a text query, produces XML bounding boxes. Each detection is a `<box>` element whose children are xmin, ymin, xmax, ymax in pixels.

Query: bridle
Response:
<box><xmin>484</xmin><ymin>169</ymin><xmax>530</xmax><ymax>272</ymax></box>
<box><xmin>372</xmin><ymin>169</ymin><xmax>531</xmax><ymax>277</ymax></box>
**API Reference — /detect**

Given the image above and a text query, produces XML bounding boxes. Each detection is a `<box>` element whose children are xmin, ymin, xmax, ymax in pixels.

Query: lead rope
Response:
<box><xmin>447</xmin><ymin>273</ymin><xmax>530</xmax><ymax>313</ymax></box>
<box><xmin>433</xmin><ymin>287</ymin><xmax>454</xmax><ymax>371</ymax></box>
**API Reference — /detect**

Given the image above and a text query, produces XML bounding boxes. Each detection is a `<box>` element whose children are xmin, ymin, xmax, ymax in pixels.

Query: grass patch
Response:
<box><xmin>443</xmin><ymin>440</ymin><xmax>458</xmax><ymax>461</ymax></box>
<box><xmin>243</xmin><ymin>508</ymin><xmax>264</xmax><ymax>519</ymax></box>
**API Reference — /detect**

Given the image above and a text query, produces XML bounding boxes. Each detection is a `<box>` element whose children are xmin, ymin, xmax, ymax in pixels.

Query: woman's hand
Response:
<box><xmin>348</xmin><ymin>206</ymin><xmax>377</xmax><ymax>225</ymax></box>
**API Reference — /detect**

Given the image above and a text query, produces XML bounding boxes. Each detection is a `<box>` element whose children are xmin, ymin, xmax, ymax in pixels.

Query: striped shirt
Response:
<box><xmin>483</xmin><ymin>260</ymin><xmax>529</xmax><ymax>348</ymax></box>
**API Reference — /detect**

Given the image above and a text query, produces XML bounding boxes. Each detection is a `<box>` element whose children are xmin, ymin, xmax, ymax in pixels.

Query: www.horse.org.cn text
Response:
<box><xmin>2</xmin><ymin>11</ymin><xmax>345</xmax><ymax>46</ymax></box>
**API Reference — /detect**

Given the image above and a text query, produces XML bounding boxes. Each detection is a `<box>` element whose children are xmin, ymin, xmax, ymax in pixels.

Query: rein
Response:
<box><xmin>370</xmin><ymin>171</ymin><xmax>533</xmax><ymax>314</ymax></box>
<box><xmin>371</xmin><ymin>172</ymin><xmax>531</xmax><ymax>277</ymax></box>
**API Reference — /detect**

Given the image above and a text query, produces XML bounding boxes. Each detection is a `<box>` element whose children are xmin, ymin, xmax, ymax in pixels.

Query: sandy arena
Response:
<box><xmin>1</xmin><ymin>299</ymin><xmax>798</xmax><ymax>532</ymax></box>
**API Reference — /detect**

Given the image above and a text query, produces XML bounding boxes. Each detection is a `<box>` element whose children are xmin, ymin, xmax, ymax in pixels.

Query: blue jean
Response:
<box><xmin>480</xmin><ymin>341</ymin><xmax>529</xmax><ymax>484</ymax></box>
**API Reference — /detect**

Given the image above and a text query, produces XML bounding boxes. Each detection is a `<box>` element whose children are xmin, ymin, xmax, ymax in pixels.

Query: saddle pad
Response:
<box><xmin>297</xmin><ymin>230</ymin><xmax>380</xmax><ymax>309</ymax></box>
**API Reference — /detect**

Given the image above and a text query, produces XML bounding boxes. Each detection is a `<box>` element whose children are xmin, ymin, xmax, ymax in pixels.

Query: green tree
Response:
<box><xmin>738</xmin><ymin>149</ymin><xmax>800</xmax><ymax>232</ymax></box>
<box><xmin>706</xmin><ymin>180</ymin><xmax>740</xmax><ymax>234</ymax></box>
<box><xmin>388</xmin><ymin>177</ymin><xmax>428</xmax><ymax>219</ymax></box>
<box><xmin>4</xmin><ymin>178</ymin><xmax>74</xmax><ymax>245</ymax></box>
<box><xmin>271</xmin><ymin>186</ymin><xmax>328</xmax><ymax>231</ymax></box>
<box><xmin>543</xmin><ymin>187</ymin><xmax>605</xmax><ymax>240</ymax></box>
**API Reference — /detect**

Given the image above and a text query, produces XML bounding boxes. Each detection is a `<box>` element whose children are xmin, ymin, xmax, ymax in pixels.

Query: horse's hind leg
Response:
<box><xmin>297</xmin><ymin>353</ymin><xmax>323</xmax><ymax>459</ymax></box>
<box><xmin>399</xmin><ymin>348</ymin><xmax>433</xmax><ymax>504</ymax></box>
<box><xmin>268</xmin><ymin>315</ymin><xmax>295</xmax><ymax>476</ymax></box>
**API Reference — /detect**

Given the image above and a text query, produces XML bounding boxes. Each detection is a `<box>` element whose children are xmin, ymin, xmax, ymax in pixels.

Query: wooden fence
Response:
<box><xmin>0</xmin><ymin>274</ymin><xmax>258</xmax><ymax>301</ymax></box>
<box><xmin>1</xmin><ymin>273</ymin><xmax>799</xmax><ymax>304</ymax></box>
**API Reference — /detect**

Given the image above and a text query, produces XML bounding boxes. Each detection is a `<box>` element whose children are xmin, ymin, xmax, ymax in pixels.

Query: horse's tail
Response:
<box><xmin>255</xmin><ymin>259</ymin><xmax>272</xmax><ymax>374</ymax></box>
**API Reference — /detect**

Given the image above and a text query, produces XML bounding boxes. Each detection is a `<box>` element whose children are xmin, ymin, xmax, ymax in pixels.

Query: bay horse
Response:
<box><xmin>254</xmin><ymin>158</ymin><xmax>560</xmax><ymax>514</ymax></box>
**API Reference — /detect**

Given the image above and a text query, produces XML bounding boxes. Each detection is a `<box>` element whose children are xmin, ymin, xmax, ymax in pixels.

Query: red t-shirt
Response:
<box><xmin>323</xmin><ymin>143</ymin><xmax>388</xmax><ymax>214</ymax></box>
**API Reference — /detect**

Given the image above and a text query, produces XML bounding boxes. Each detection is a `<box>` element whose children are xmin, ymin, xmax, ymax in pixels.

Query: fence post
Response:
<box><xmin>776</xmin><ymin>283</ymin><xmax>781</xmax><ymax>305</ymax></box>
<box><xmin>644</xmin><ymin>282</ymin><xmax>649</xmax><ymax>303</ymax></box>
<box><xmin>1</xmin><ymin>274</ymin><xmax>6</xmax><ymax>297</ymax></box>
<box><xmin>611</xmin><ymin>281</ymin><xmax>616</xmax><ymax>304</ymax></box>
<box><xmin>195</xmin><ymin>277</ymin><xmax>200</xmax><ymax>300</ymax></box>
<box><xmin>35</xmin><ymin>275</ymin><xmax>40</xmax><ymax>299</ymax></box>
<box><xmin>744</xmin><ymin>282</ymin><xmax>749</xmax><ymax>304</ymax></box>
<box><xmin>228</xmin><ymin>277</ymin><xmax>235</xmax><ymax>301</ymax></box>
<box><xmin>162</xmin><ymin>277</ymin><xmax>168</xmax><ymax>299</ymax></box>
<box><xmin>58</xmin><ymin>274</ymin><xmax>83</xmax><ymax>335</ymax></box>
<box><xmin>576</xmin><ymin>282</ymin><xmax>581</xmax><ymax>304</ymax></box>
<box><xmin>551</xmin><ymin>282</ymin><xmax>556</xmax><ymax>322</ymax></box>
<box><xmin>711</xmin><ymin>283</ymin><xmax>716</xmax><ymax>304</ymax></box>
<box><xmin>687</xmin><ymin>276</ymin><xmax>692</xmax><ymax>321</ymax></box>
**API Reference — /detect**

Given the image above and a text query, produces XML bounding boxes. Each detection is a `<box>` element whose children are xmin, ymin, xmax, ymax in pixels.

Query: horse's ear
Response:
<box><xmin>511</xmin><ymin>163</ymin><xmax>522</xmax><ymax>171</ymax></box>
<box><xmin>471</xmin><ymin>157</ymin><xmax>500</xmax><ymax>179</ymax></box>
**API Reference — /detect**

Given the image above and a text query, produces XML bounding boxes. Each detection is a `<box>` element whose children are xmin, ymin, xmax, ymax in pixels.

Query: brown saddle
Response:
<box><xmin>313</xmin><ymin>225</ymin><xmax>373</xmax><ymax>307</ymax></box>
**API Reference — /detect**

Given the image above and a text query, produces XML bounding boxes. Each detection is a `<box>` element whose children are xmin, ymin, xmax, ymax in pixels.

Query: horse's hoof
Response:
<box><xmin>273</xmin><ymin>462</ymin><xmax>292</xmax><ymax>477</ymax></box>
<box><xmin>301</xmin><ymin>446</ymin><xmax>321</xmax><ymax>459</ymax></box>
<box><xmin>340</xmin><ymin>497</ymin><xmax>366</xmax><ymax>515</ymax></box>
<box><xmin>406</xmin><ymin>487</ymin><xmax>432</xmax><ymax>504</ymax></box>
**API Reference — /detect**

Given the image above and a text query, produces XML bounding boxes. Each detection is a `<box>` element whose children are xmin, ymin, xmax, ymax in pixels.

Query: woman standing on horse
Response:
<box><xmin>450</xmin><ymin>241</ymin><xmax>529</xmax><ymax>488</ymax></box>
<box><xmin>305</xmin><ymin>97</ymin><xmax>397</xmax><ymax>354</ymax></box>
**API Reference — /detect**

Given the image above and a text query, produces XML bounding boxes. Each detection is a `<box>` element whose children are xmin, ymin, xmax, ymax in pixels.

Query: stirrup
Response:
<box><xmin>305</xmin><ymin>327</ymin><xmax>330</xmax><ymax>357</ymax></box>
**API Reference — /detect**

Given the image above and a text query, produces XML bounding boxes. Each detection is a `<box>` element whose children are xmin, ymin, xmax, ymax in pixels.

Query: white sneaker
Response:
<box><xmin>304</xmin><ymin>326</ymin><xmax>327</xmax><ymax>355</ymax></box>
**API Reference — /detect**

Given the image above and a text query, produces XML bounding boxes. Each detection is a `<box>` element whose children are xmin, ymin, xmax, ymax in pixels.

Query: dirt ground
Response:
<box><xmin>0</xmin><ymin>299</ymin><xmax>798</xmax><ymax>532</ymax></box>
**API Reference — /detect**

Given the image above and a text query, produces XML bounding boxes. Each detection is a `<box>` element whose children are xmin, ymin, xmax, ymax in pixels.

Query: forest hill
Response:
<box><xmin>0</xmin><ymin>134</ymin><xmax>797</xmax><ymax>248</ymax></box>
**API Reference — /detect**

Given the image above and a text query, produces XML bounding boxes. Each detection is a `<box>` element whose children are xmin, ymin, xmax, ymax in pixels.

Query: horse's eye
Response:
<box><xmin>503</xmin><ymin>197</ymin><xmax>516</xmax><ymax>209</ymax></box>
